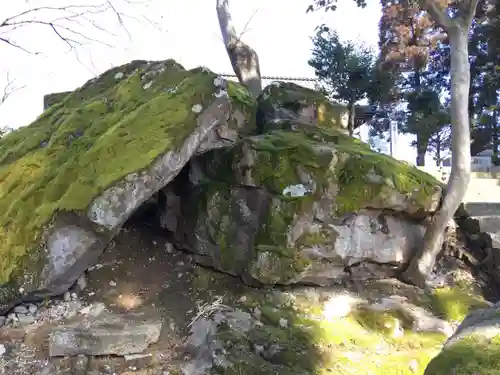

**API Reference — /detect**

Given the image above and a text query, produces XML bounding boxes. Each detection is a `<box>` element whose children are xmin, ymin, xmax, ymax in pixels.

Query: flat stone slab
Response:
<box><xmin>48</xmin><ymin>311</ymin><xmax>162</xmax><ymax>357</ymax></box>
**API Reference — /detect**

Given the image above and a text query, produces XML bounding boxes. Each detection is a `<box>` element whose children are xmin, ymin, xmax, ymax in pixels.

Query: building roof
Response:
<box><xmin>477</xmin><ymin>149</ymin><xmax>494</xmax><ymax>157</ymax></box>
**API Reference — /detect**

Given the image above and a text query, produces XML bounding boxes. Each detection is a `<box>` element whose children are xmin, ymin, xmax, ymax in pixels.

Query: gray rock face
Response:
<box><xmin>39</xmin><ymin>215</ymin><xmax>109</xmax><ymax>298</ymax></box>
<box><xmin>48</xmin><ymin>311</ymin><xmax>162</xmax><ymax>357</ymax></box>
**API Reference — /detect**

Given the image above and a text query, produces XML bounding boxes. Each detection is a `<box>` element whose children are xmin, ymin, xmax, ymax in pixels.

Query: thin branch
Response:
<box><xmin>239</xmin><ymin>8</ymin><xmax>259</xmax><ymax>39</ymax></box>
<box><xmin>105</xmin><ymin>0</ymin><xmax>132</xmax><ymax>40</ymax></box>
<box><xmin>0</xmin><ymin>1</ymin><xmax>143</xmax><ymax>54</ymax></box>
<box><xmin>420</xmin><ymin>0</ymin><xmax>453</xmax><ymax>30</ymax></box>
<box><xmin>1</xmin><ymin>72</ymin><xmax>25</xmax><ymax>106</ymax></box>
<box><xmin>1</xmin><ymin>4</ymin><xmax>109</xmax><ymax>27</ymax></box>
<box><xmin>465</xmin><ymin>0</ymin><xmax>479</xmax><ymax>24</ymax></box>
<box><xmin>0</xmin><ymin>36</ymin><xmax>37</xmax><ymax>53</ymax></box>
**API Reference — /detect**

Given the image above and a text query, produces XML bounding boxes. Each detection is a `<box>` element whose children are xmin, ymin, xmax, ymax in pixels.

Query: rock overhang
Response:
<box><xmin>0</xmin><ymin>59</ymin><xmax>256</xmax><ymax>313</ymax></box>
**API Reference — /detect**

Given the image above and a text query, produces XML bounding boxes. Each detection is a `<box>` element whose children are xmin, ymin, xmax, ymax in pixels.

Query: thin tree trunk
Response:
<box><xmin>402</xmin><ymin>25</ymin><xmax>471</xmax><ymax>287</ymax></box>
<box><xmin>347</xmin><ymin>101</ymin><xmax>355</xmax><ymax>136</ymax></box>
<box><xmin>416</xmin><ymin>138</ymin><xmax>427</xmax><ymax>166</ymax></box>
<box><xmin>216</xmin><ymin>0</ymin><xmax>262</xmax><ymax>98</ymax></box>
<box><xmin>436</xmin><ymin>138</ymin><xmax>441</xmax><ymax>166</ymax></box>
<box><xmin>492</xmin><ymin>110</ymin><xmax>499</xmax><ymax>166</ymax></box>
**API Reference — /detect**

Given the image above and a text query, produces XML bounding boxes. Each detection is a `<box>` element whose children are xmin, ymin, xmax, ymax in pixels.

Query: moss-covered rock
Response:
<box><xmin>424</xmin><ymin>301</ymin><xmax>500</xmax><ymax>375</ymax></box>
<box><xmin>420</xmin><ymin>267</ymin><xmax>497</xmax><ymax>374</ymax></box>
<box><xmin>257</xmin><ymin>82</ymin><xmax>350</xmax><ymax>134</ymax></box>
<box><xmin>424</xmin><ymin>335</ymin><xmax>500</xmax><ymax>375</ymax></box>
<box><xmin>0</xmin><ymin>59</ymin><xmax>255</xmax><ymax>313</ymax></box>
<box><xmin>177</xmin><ymin>126</ymin><xmax>442</xmax><ymax>285</ymax></box>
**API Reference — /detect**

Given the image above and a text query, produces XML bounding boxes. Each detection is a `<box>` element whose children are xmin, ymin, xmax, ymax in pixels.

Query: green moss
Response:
<box><xmin>351</xmin><ymin>307</ymin><xmax>413</xmax><ymax>335</ymax></box>
<box><xmin>185</xmin><ymin>273</ymin><xmax>453</xmax><ymax>375</ymax></box>
<box><xmin>246</xmin><ymin>128</ymin><xmax>439</xmax><ymax>217</ymax></box>
<box><xmin>188</xmin><ymin>126</ymin><xmax>442</xmax><ymax>285</ymax></box>
<box><xmin>197</xmin><ymin>183</ymin><xmax>240</xmax><ymax>272</ymax></box>
<box><xmin>0</xmin><ymin>62</ymin><xmax>233</xmax><ymax>284</ymax></box>
<box><xmin>226</xmin><ymin>80</ymin><xmax>254</xmax><ymax>108</ymax></box>
<box><xmin>424</xmin><ymin>335</ymin><xmax>500</xmax><ymax>375</ymax></box>
<box><xmin>248</xmin><ymin>131</ymin><xmax>325</xmax><ymax>193</ymax></box>
<box><xmin>244</xmin><ymin>128</ymin><xmax>440</xmax><ymax>216</ymax></box>
<box><xmin>251</xmin><ymin>196</ymin><xmax>313</xmax><ymax>284</ymax></box>
<box><xmin>429</xmin><ymin>285</ymin><xmax>488</xmax><ymax>322</ymax></box>
<box><xmin>334</xmin><ymin>142</ymin><xmax>441</xmax><ymax>216</ymax></box>
<box><xmin>215</xmin><ymin>289</ymin><xmax>447</xmax><ymax>375</ymax></box>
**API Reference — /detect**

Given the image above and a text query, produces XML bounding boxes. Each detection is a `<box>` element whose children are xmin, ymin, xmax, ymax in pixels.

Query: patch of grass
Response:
<box><xmin>429</xmin><ymin>285</ymin><xmax>488</xmax><ymax>322</ymax></box>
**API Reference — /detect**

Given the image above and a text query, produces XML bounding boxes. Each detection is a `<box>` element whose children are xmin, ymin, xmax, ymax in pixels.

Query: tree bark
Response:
<box><xmin>347</xmin><ymin>101</ymin><xmax>355</xmax><ymax>136</ymax></box>
<box><xmin>402</xmin><ymin>25</ymin><xmax>471</xmax><ymax>287</ymax></box>
<box><xmin>492</xmin><ymin>110</ymin><xmax>499</xmax><ymax>166</ymax></box>
<box><xmin>216</xmin><ymin>0</ymin><xmax>262</xmax><ymax>98</ymax></box>
<box><xmin>435</xmin><ymin>138</ymin><xmax>441</xmax><ymax>166</ymax></box>
<box><xmin>416</xmin><ymin>137</ymin><xmax>427</xmax><ymax>166</ymax></box>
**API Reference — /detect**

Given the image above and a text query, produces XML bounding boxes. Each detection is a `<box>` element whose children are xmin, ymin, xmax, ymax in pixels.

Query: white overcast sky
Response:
<box><xmin>0</xmin><ymin>0</ymin><xmax>431</xmax><ymax>164</ymax></box>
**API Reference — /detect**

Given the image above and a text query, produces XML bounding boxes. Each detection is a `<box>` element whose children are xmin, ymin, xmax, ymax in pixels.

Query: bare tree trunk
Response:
<box><xmin>216</xmin><ymin>0</ymin><xmax>262</xmax><ymax>98</ymax></box>
<box><xmin>436</xmin><ymin>138</ymin><xmax>441</xmax><ymax>166</ymax></box>
<box><xmin>402</xmin><ymin>25</ymin><xmax>471</xmax><ymax>287</ymax></box>
<box><xmin>347</xmin><ymin>101</ymin><xmax>355</xmax><ymax>136</ymax></box>
<box><xmin>416</xmin><ymin>137</ymin><xmax>428</xmax><ymax>166</ymax></box>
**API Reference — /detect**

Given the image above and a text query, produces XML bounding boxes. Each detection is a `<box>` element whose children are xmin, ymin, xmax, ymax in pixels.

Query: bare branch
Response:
<box><xmin>0</xmin><ymin>36</ymin><xmax>37</xmax><ymax>53</ymax></box>
<box><xmin>0</xmin><ymin>1</ymin><xmax>150</xmax><ymax>54</ymax></box>
<box><xmin>465</xmin><ymin>0</ymin><xmax>479</xmax><ymax>24</ymax></box>
<box><xmin>0</xmin><ymin>72</ymin><xmax>25</xmax><ymax>107</ymax></box>
<box><xmin>238</xmin><ymin>9</ymin><xmax>259</xmax><ymax>40</ymax></box>
<box><xmin>105</xmin><ymin>0</ymin><xmax>132</xmax><ymax>40</ymax></box>
<box><xmin>420</xmin><ymin>0</ymin><xmax>453</xmax><ymax>30</ymax></box>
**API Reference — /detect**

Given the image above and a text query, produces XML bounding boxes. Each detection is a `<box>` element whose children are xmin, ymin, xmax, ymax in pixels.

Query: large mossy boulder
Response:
<box><xmin>164</xmin><ymin>125</ymin><xmax>443</xmax><ymax>286</ymax></box>
<box><xmin>0</xmin><ymin>59</ymin><xmax>256</xmax><ymax>313</ymax></box>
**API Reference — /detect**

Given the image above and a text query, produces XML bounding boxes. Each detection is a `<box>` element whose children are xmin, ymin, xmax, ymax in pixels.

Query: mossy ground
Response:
<box><xmin>428</xmin><ymin>283</ymin><xmax>489</xmax><ymax>322</ymax></box>
<box><xmin>190</xmin><ymin>267</ymin><xmax>490</xmax><ymax>375</ymax></box>
<box><xmin>0</xmin><ymin>61</ymin><xmax>253</xmax><ymax>285</ymax></box>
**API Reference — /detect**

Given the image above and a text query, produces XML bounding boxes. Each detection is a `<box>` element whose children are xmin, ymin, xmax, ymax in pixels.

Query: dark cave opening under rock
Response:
<box><xmin>122</xmin><ymin>162</ymin><xmax>194</xmax><ymax>248</ymax></box>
